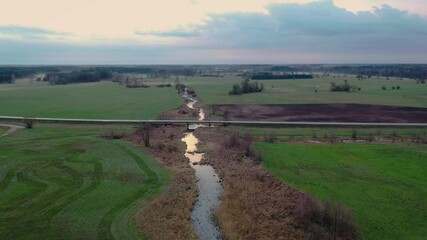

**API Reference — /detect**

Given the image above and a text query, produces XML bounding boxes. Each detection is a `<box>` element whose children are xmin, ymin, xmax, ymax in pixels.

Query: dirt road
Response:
<box><xmin>0</xmin><ymin>124</ymin><xmax>24</xmax><ymax>138</ymax></box>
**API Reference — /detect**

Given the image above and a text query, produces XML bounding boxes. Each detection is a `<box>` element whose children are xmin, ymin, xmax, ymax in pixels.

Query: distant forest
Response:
<box><xmin>0</xmin><ymin>67</ymin><xmax>61</xmax><ymax>83</ymax></box>
<box><xmin>252</xmin><ymin>72</ymin><xmax>313</xmax><ymax>80</ymax></box>
<box><xmin>273</xmin><ymin>64</ymin><xmax>427</xmax><ymax>80</ymax></box>
<box><xmin>1</xmin><ymin>64</ymin><xmax>427</xmax><ymax>85</ymax></box>
<box><xmin>329</xmin><ymin>65</ymin><xmax>427</xmax><ymax>79</ymax></box>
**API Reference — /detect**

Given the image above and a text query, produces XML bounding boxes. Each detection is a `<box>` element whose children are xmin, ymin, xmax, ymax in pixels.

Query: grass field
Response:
<box><xmin>0</xmin><ymin>125</ymin><xmax>173</xmax><ymax>239</ymax></box>
<box><xmin>256</xmin><ymin>142</ymin><xmax>427</xmax><ymax>240</ymax></box>
<box><xmin>0</xmin><ymin>127</ymin><xmax>6</xmax><ymax>135</ymax></box>
<box><xmin>178</xmin><ymin>75</ymin><xmax>427</xmax><ymax>107</ymax></box>
<box><xmin>228</xmin><ymin>126</ymin><xmax>427</xmax><ymax>138</ymax></box>
<box><xmin>0</xmin><ymin>80</ymin><xmax>182</xmax><ymax>119</ymax></box>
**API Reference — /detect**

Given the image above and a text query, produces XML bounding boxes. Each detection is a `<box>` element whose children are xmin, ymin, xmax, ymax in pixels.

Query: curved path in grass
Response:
<box><xmin>0</xmin><ymin>124</ymin><xmax>24</xmax><ymax>138</ymax></box>
<box><xmin>0</xmin><ymin>126</ymin><xmax>172</xmax><ymax>239</ymax></box>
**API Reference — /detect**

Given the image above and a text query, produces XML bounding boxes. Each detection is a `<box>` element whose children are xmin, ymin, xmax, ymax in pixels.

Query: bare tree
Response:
<box><xmin>137</xmin><ymin>123</ymin><xmax>153</xmax><ymax>147</ymax></box>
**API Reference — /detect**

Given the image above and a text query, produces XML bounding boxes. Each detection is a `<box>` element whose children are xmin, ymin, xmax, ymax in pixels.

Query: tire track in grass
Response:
<box><xmin>98</xmin><ymin>142</ymin><xmax>159</xmax><ymax>240</ymax></box>
<box><xmin>5</xmin><ymin>172</ymin><xmax>48</xmax><ymax>209</ymax></box>
<box><xmin>0</xmin><ymin>171</ymin><xmax>48</xmax><ymax>229</ymax></box>
<box><xmin>0</xmin><ymin>154</ymin><xmax>103</xmax><ymax>239</ymax></box>
<box><xmin>37</xmin><ymin>160</ymin><xmax>103</xmax><ymax>223</ymax></box>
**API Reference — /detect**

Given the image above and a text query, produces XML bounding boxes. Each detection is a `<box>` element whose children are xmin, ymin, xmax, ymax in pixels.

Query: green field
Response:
<box><xmin>0</xmin><ymin>127</ymin><xmax>6</xmax><ymax>135</ymax></box>
<box><xmin>178</xmin><ymin>75</ymin><xmax>427</xmax><ymax>107</ymax></box>
<box><xmin>0</xmin><ymin>125</ymin><xmax>172</xmax><ymax>239</ymax></box>
<box><xmin>228</xmin><ymin>126</ymin><xmax>427</xmax><ymax>138</ymax></box>
<box><xmin>257</xmin><ymin>142</ymin><xmax>427</xmax><ymax>240</ymax></box>
<box><xmin>0</xmin><ymin>80</ymin><xmax>182</xmax><ymax>119</ymax></box>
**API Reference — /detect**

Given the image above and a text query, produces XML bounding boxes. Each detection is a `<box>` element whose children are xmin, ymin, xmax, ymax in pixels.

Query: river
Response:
<box><xmin>181</xmin><ymin>89</ymin><xmax>222</xmax><ymax>240</ymax></box>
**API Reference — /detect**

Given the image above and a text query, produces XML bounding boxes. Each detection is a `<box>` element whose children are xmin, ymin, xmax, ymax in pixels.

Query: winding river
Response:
<box><xmin>182</xmin><ymin>90</ymin><xmax>223</xmax><ymax>240</ymax></box>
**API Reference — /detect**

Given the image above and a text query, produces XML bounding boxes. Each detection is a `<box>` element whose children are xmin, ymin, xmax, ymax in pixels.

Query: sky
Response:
<box><xmin>0</xmin><ymin>0</ymin><xmax>426</xmax><ymax>64</ymax></box>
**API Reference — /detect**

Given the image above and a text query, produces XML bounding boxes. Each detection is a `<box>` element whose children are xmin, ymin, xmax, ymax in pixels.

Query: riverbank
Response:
<box><xmin>127</xmin><ymin>125</ymin><xmax>198</xmax><ymax>240</ymax></box>
<box><xmin>194</xmin><ymin>128</ymin><xmax>307</xmax><ymax>239</ymax></box>
<box><xmin>194</xmin><ymin>127</ymin><xmax>358</xmax><ymax>240</ymax></box>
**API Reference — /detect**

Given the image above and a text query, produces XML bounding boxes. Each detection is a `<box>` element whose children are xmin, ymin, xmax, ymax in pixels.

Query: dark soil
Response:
<box><xmin>213</xmin><ymin>104</ymin><xmax>427</xmax><ymax>123</ymax></box>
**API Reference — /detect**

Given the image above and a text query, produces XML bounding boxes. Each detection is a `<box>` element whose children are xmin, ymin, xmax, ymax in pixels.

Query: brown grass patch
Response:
<box><xmin>127</xmin><ymin>126</ymin><xmax>198</xmax><ymax>240</ymax></box>
<box><xmin>195</xmin><ymin>128</ymin><xmax>356</xmax><ymax>240</ymax></box>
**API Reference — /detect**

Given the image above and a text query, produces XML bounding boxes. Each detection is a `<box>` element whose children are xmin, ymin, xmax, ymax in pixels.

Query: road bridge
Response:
<box><xmin>1</xmin><ymin>116</ymin><xmax>427</xmax><ymax>127</ymax></box>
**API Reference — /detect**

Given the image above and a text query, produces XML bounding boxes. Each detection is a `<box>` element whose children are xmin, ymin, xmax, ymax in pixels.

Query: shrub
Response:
<box><xmin>156</xmin><ymin>83</ymin><xmax>171</xmax><ymax>88</ymax></box>
<box><xmin>295</xmin><ymin>194</ymin><xmax>321</xmax><ymax>223</ymax></box>
<box><xmin>103</xmin><ymin>130</ymin><xmax>125</xmax><ymax>140</ymax></box>
<box><xmin>223</xmin><ymin>132</ymin><xmax>241</xmax><ymax>148</ymax></box>
<box><xmin>396</xmin><ymin>86</ymin><xmax>401</xmax><ymax>90</ymax></box>
<box><xmin>330</xmin><ymin>80</ymin><xmax>359</xmax><ymax>92</ymax></box>
<box><xmin>382</xmin><ymin>86</ymin><xmax>386</xmax><ymax>90</ymax></box>
<box><xmin>367</xmin><ymin>133</ymin><xmax>374</xmax><ymax>142</ymax></box>
<box><xmin>187</xmin><ymin>88</ymin><xmax>195</xmax><ymax>95</ymax></box>
<box><xmin>175</xmin><ymin>83</ymin><xmax>186</xmax><ymax>92</ymax></box>
<box><xmin>23</xmin><ymin>117</ymin><xmax>35</xmax><ymax>129</ymax></box>
<box><xmin>229</xmin><ymin>84</ymin><xmax>242</xmax><ymax>95</ymax></box>
<box><xmin>312</xmin><ymin>131</ymin><xmax>318</xmax><ymax>139</ymax></box>
<box><xmin>351</xmin><ymin>129</ymin><xmax>357</xmax><ymax>139</ymax></box>
<box><xmin>392</xmin><ymin>130</ymin><xmax>398</xmax><ymax>138</ymax></box>
<box><xmin>264</xmin><ymin>132</ymin><xmax>278</xmax><ymax>143</ymax></box>
<box><xmin>245</xmin><ymin>145</ymin><xmax>263</xmax><ymax>163</ymax></box>
<box><xmin>295</xmin><ymin>195</ymin><xmax>357</xmax><ymax>240</ymax></box>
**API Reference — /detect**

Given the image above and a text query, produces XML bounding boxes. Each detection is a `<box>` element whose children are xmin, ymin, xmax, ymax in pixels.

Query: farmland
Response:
<box><xmin>1</xmin><ymin>74</ymin><xmax>426</xmax><ymax>122</ymax></box>
<box><xmin>0</xmin><ymin>127</ymin><xmax>6</xmax><ymax>135</ymax></box>
<box><xmin>0</xmin><ymin>65</ymin><xmax>426</xmax><ymax>240</ymax></box>
<box><xmin>177</xmin><ymin>75</ymin><xmax>427</xmax><ymax>107</ymax></box>
<box><xmin>257</xmin><ymin>142</ymin><xmax>427</xmax><ymax>240</ymax></box>
<box><xmin>0</xmin><ymin>80</ymin><xmax>182</xmax><ymax>119</ymax></box>
<box><xmin>227</xmin><ymin>126</ymin><xmax>427</xmax><ymax>139</ymax></box>
<box><xmin>0</xmin><ymin>124</ymin><xmax>172</xmax><ymax>239</ymax></box>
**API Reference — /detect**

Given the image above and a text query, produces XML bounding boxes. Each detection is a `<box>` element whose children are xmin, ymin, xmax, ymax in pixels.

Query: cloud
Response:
<box><xmin>136</xmin><ymin>28</ymin><xmax>200</xmax><ymax>38</ymax></box>
<box><xmin>0</xmin><ymin>25</ymin><xmax>70</xmax><ymax>40</ymax></box>
<box><xmin>143</xmin><ymin>1</ymin><xmax>427</xmax><ymax>58</ymax></box>
<box><xmin>1</xmin><ymin>1</ymin><xmax>427</xmax><ymax>64</ymax></box>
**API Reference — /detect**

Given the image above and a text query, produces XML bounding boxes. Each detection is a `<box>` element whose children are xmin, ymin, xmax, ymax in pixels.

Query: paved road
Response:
<box><xmin>1</xmin><ymin>115</ymin><xmax>426</xmax><ymax>127</ymax></box>
<box><xmin>0</xmin><ymin>124</ymin><xmax>25</xmax><ymax>138</ymax></box>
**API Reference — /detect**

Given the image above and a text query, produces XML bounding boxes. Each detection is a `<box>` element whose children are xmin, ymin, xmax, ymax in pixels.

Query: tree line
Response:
<box><xmin>251</xmin><ymin>72</ymin><xmax>314</xmax><ymax>80</ymax></box>
<box><xmin>330</xmin><ymin>65</ymin><xmax>427</xmax><ymax>80</ymax></box>
<box><xmin>44</xmin><ymin>70</ymin><xmax>112</xmax><ymax>85</ymax></box>
<box><xmin>0</xmin><ymin>66</ymin><xmax>61</xmax><ymax>84</ymax></box>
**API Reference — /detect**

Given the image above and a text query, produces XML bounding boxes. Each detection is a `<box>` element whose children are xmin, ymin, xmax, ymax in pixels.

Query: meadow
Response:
<box><xmin>228</xmin><ymin>126</ymin><xmax>427</xmax><ymax>138</ymax></box>
<box><xmin>0</xmin><ymin>127</ymin><xmax>6</xmax><ymax>135</ymax></box>
<box><xmin>178</xmin><ymin>75</ymin><xmax>427</xmax><ymax>107</ymax></box>
<box><xmin>0</xmin><ymin>80</ymin><xmax>182</xmax><ymax>119</ymax></box>
<box><xmin>0</xmin><ymin>124</ymin><xmax>172</xmax><ymax>239</ymax></box>
<box><xmin>1</xmin><ymin>75</ymin><xmax>426</xmax><ymax>122</ymax></box>
<box><xmin>256</xmin><ymin>142</ymin><xmax>427</xmax><ymax>240</ymax></box>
